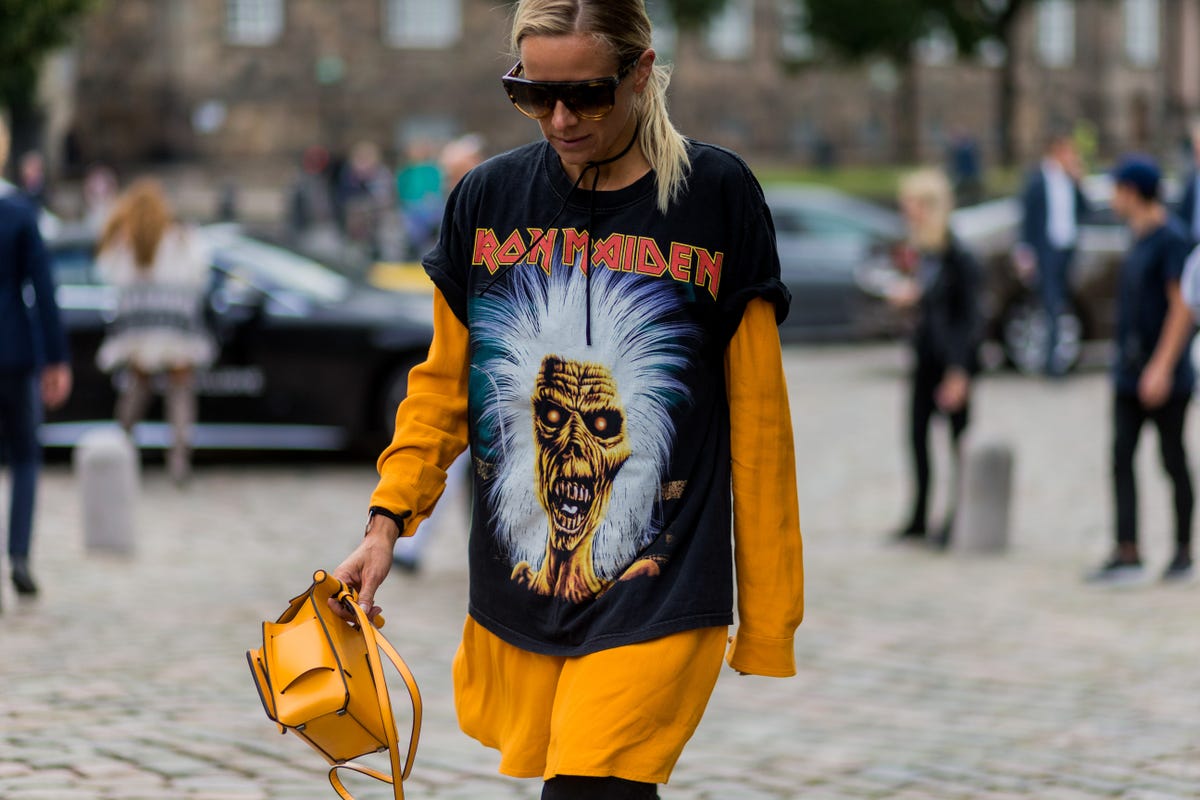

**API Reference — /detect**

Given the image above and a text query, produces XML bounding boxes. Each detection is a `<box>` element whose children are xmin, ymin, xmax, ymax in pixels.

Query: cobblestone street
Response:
<box><xmin>2</xmin><ymin>343</ymin><xmax>1199</xmax><ymax>799</ymax></box>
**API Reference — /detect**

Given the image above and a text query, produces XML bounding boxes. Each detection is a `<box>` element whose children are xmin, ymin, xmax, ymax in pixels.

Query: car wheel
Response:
<box><xmin>1000</xmin><ymin>295</ymin><xmax>1084</xmax><ymax>376</ymax></box>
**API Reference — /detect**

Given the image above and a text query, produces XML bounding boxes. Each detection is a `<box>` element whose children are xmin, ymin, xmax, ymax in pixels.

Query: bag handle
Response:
<box><xmin>322</xmin><ymin>576</ymin><xmax>422</xmax><ymax>800</ymax></box>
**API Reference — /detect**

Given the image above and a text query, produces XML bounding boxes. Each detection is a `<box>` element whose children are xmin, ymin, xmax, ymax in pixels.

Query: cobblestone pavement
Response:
<box><xmin>3</xmin><ymin>343</ymin><xmax>1200</xmax><ymax>799</ymax></box>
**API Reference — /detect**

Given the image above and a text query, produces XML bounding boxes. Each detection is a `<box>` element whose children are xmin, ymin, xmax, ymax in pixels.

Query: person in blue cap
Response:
<box><xmin>1089</xmin><ymin>155</ymin><xmax>1197</xmax><ymax>584</ymax></box>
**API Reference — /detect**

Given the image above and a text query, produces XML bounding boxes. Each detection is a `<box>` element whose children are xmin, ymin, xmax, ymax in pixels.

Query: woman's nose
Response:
<box><xmin>550</xmin><ymin>100</ymin><xmax>578</xmax><ymax>128</ymax></box>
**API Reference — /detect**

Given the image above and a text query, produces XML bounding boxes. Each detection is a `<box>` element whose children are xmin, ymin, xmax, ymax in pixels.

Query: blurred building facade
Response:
<box><xmin>47</xmin><ymin>0</ymin><xmax>1200</xmax><ymax>181</ymax></box>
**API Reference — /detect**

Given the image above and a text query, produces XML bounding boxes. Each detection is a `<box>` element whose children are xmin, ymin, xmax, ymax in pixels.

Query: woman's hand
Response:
<box><xmin>886</xmin><ymin>278</ymin><xmax>921</xmax><ymax>310</ymax></box>
<box><xmin>40</xmin><ymin>364</ymin><xmax>72</xmax><ymax>410</ymax></box>
<box><xmin>936</xmin><ymin>369</ymin><xmax>970</xmax><ymax>414</ymax></box>
<box><xmin>330</xmin><ymin>515</ymin><xmax>400</xmax><ymax>623</ymax></box>
<box><xmin>1138</xmin><ymin>360</ymin><xmax>1173</xmax><ymax>409</ymax></box>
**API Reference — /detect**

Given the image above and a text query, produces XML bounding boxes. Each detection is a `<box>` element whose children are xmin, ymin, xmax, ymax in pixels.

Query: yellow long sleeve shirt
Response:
<box><xmin>371</xmin><ymin>289</ymin><xmax>803</xmax><ymax>677</ymax></box>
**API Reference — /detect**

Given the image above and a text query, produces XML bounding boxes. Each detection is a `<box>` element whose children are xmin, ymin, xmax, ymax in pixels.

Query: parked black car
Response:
<box><xmin>764</xmin><ymin>185</ymin><xmax>908</xmax><ymax>341</ymax></box>
<box><xmin>45</xmin><ymin>224</ymin><xmax>434</xmax><ymax>454</ymax></box>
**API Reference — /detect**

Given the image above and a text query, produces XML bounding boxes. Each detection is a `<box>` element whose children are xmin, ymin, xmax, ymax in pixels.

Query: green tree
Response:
<box><xmin>0</xmin><ymin>0</ymin><xmax>92</xmax><ymax>172</ymax></box>
<box><xmin>800</xmin><ymin>0</ymin><xmax>1056</xmax><ymax>167</ymax></box>
<box><xmin>661</xmin><ymin>0</ymin><xmax>728</xmax><ymax>31</ymax></box>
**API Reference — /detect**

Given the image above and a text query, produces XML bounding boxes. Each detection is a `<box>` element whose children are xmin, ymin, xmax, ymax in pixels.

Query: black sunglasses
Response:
<box><xmin>501</xmin><ymin>58</ymin><xmax>639</xmax><ymax>121</ymax></box>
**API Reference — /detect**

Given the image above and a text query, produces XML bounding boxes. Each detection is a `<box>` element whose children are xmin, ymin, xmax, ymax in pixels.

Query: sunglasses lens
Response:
<box><xmin>505</xmin><ymin>82</ymin><xmax>555</xmax><ymax>119</ymax></box>
<box><xmin>562</xmin><ymin>83</ymin><xmax>615</xmax><ymax>120</ymax></box>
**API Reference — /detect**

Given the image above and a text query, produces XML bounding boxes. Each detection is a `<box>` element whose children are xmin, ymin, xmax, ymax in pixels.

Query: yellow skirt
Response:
<box><xmin>452</xmin><ymin>617</ymin><xmax>728</xmax><ymax>784</ymax></box>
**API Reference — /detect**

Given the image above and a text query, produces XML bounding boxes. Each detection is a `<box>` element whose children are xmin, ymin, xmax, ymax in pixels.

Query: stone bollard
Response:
<box><xmin>73</xmin><ymin>426</ymin><xmax>139</xmax><ymax>555</ymax></box>
<box><xmin>953</xmin><ymin>440</ymin><xmax>1014</xmax><ymax>555</ymax></box>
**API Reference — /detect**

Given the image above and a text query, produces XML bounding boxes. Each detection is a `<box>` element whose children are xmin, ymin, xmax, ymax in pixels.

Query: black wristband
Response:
<box><xmin>366</xmin><ymin>506</ymin><xmax>411</xmax><ymax>536</ymax></box>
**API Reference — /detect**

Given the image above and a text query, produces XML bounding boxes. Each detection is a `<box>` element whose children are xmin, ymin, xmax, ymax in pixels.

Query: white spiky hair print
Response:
<box><xmin>472</xmin><ymin>260</ymin><xmax>698</xmax><ymax>581</ymax></box>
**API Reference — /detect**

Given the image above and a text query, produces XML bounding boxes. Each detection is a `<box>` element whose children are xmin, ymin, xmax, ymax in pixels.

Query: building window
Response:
<box><xmin>705</xmin><ymin>0</ymin><xmax>754</xmax><ymax>61</ymax></box>
<box><xmin>778</xmin><ymin>0</ymin><xmax>814</xmax><ymax>62</ymax></box>
<box><xmin>226</xmin><ymin>0</ymin><xmax>283</xmax><ymax>46</ymax></box>
<box><xmin>1036</xmin><ymin>0</ymin><xmax>1075</xmax><ymax>67</ymax></box>
<box><xmin>1123</xmin><ymin>0</ymin><xmax>1160</xmax><ymax>67</ymax></box>
<box><xmin>384</xmin><ymin>0</ymin><xmax>461</xmax><ymax>48</ymax></box>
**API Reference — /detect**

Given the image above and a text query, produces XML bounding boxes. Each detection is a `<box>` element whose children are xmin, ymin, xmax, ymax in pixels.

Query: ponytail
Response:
<box><xmin>636</xmin><ymin>61</ymin><xmax>691</xmax><ymax>214</ymax></box>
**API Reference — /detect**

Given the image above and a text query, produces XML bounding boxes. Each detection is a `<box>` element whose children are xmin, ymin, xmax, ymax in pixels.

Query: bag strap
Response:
<box><xmin>325</xmin><ymin>587</ymin><xmax>422</xmax><ymax>800</ymax></box>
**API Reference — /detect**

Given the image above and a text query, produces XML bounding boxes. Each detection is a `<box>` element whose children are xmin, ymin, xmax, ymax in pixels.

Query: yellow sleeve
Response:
<box><xmin>369</xmin><ymin>288</ymin><xmax>471</xmax><ymax>535</ymax></box>
<box><xmin>723</xmin><ymin>297</ymin><xmax>804</xmax><ymax>677</ymax></box>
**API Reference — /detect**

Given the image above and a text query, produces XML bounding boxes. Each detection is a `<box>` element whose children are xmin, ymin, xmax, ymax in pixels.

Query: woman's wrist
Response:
<box><xmin>364</xmin><ymin>506</ymin><xmax>408</xmax><ymax>545</ymax></box>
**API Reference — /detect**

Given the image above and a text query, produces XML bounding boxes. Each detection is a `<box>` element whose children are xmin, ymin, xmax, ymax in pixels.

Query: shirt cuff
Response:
<box><xmin>725</xmin><ymin>630</ymin><xmax>797</xmax><ymax>678</ymax></box>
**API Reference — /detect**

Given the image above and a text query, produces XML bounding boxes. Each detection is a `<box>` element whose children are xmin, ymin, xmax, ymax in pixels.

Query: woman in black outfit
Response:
<box><xmin>888</xmin><ymin>168</ymin><xmax>983</xmax><ymax>548</ymax></box>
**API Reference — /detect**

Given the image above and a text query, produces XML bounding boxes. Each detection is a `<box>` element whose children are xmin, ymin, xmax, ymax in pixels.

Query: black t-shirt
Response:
<box><xmin>1114</xmin><ymin>218</ymin><xmax>1195</xmax><ymax>396</ymax></box>
<box><xmin>424</xmin><ymin>139</ymin><xmax>789</xmax><ymax>656</ymax></box>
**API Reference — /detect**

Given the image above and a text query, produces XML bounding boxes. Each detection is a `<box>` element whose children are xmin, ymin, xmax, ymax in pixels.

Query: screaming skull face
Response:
<box><xmin>532</xmin><ymin>355</ymin><xmax>631</xmax><ymax>552</ymax></box>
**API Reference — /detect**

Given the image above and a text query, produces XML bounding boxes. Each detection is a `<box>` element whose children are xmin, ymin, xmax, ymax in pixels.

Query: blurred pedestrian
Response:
<box><xmin>336</xmin><ymin>140</ymin><xmax>395</xmax><ymax>260</ymax></box>
<box><xmin>395</xmin><ymin>137</ymin><xmax>444</xmax><ymax>260</ymax></box>
<box><xmin>946</xmin><ymin>126</ymin><xmax>983</xmax><ymax>207</ymax></box>
<box><xmin>1015</xmin><ymin>130</ymin><xmax>1090</xmax><ymax>377</ymax></box>
<box><xmin>331</xmin><ymin>1</ymin><xmax>804</xmax><ymax>796</ymax></box>
<box><xmin>95</xmin><ymin>178</ymin><xmax>216</xmax><ymax>485</ymax></box>
<box><xmin>0</xmin><ymin>118</ymin><xmax>72</xmax><ymax>604</ymax></box>
<box><xmin>439</xmin><ymin>132</ymin><xmax>486</xmax><ymax>192</ymax></box>
<box><xmin>285</xmin><ymin>145</ymin><xmax>340</xmax><ymax>258</ymax></box>
<box><xmin>1088</xmin><ymin>156</ymin><xmax>1196</xmax><ymax>585</ymax></box>
<box><xmin>887</xmin><ymin>168</ymin><xmax>983</xmax><ymax>549</ymax></box>
<box><xmin>1174</xmin><ymin>118</ymin><xmax>1200</xmax><ymax>247</ymax></box>
<box><xmin>81</xmin><ymin>162</ymin><xmax>119</xmax><ymax>234</ymax></box>
<box><xmin>17</xmin><ymin>151</ymin><xmax>48</xmax><ymax>213</ymax></box>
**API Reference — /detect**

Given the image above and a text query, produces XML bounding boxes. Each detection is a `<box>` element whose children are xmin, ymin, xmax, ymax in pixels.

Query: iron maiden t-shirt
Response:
<box><xmin>424</xmin><ymin>139</ymin><xmax>789</xmax><ymax>656</ymax></box>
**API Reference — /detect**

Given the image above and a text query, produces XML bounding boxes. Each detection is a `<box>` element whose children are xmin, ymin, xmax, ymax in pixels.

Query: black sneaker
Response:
<box><xmin>11</xmin><ymin>560</ymin><xmax>38</xmax><ymax>596</ymax></box>
<box><xmin>889</xmin><ymin>520</ymin><xmax>926</xmax><ymax>545</ymax></box>
<box><xmin>1162</xmin><ymin>552</ymin><xmax>1194</xmax><ymax>583</ymax></box>
<box><xmin>1084</xmin><ymin>556</ymin><xmax>1145</xmax><ymax>586</ymax></box>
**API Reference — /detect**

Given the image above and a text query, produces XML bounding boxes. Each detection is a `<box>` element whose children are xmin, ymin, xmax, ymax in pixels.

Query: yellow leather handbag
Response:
<box><xmin>247</xmin><ymin>569</ymin><xmax>421</xmax><ymax>800</ymax></box>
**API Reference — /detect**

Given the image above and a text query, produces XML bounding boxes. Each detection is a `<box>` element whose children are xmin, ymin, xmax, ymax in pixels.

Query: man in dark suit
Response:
<box><xmin>0</xmin><ymin>119</ymin><xmax>71</xmax><ymax>606</ymax></box>
<box><xmin>1015</xmin><ymin>131</ymin><xmax>1090</xmax><ymax>377</ymax></box>
<box><xmin>1174</xmin><ymin>119</ymin><xmax>1200</xmax><ymax>247</ymax></box>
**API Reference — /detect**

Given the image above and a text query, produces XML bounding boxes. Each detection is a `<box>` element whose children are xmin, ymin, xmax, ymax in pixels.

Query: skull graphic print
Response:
<box><xmin>471</xmin><ymin>259</ymin><xmax>698</xmax><ymax>603</ymax></box>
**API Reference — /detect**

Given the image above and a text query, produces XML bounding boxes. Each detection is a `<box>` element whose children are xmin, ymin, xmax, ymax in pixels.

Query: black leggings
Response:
<box><xmin>906</xmin><ymin>357</ymin><xmax>970</xmax><ymax>532</ymax></box>
<box><xmin>1113</xmin><ymin>392</ymin><xmax>1193</xmax><ymax>550</ymax></box>
<box><xmin>542</xmin><ymin>776</ymin><xmax>658</xmax><ymax>800</ymax></box>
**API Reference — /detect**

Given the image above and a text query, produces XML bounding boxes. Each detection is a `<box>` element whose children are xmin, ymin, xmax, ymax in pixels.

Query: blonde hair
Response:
<box><xmin>899</xmin><ymin>167</ymin><xmax>955</xmax><ymax>253</ymax></box>
<box><xmin>510</xmin><ymin>0</ymin><xmax>690</xmax><ymax>213</ymax></box>
<box><xmin>0</xmin><ymin>117</ymin><xmax>9</xmax><ymax>173</ymax></box>
<box><xmin>99</xmin><ymin>177</ymin><xmax>175</xmax><ymax>270</ymax></box>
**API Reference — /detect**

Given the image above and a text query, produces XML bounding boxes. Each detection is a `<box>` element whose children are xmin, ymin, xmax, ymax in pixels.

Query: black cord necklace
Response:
<box><xmin>478</xmin><ymin>118</ymin><xmax>643</xmax><ymax>326</ymax></box>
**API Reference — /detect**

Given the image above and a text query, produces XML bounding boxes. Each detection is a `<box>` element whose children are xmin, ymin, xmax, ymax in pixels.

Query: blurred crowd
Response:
<box><xmin>283</xmin><ymin>133</ymin><xmax>486</xmax><ymax>267</ymax></box>
<box><xmin>3</xmin><ymin>131</ymin><xmax>488</xmax><ymax>273</ymax></box>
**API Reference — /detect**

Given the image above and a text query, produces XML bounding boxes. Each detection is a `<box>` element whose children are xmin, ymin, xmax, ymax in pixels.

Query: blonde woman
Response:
<box><xmin>95</xmin><ymin>178</ymin><xmax>215</xmax><ymax>484</ymax></box>
<box><xmin>889</xmin><ymin>168</ymin><xmax>983</xmax><ymax>548</ymax></box>
<box><xmin>331</xmin><ymin>1</ymin><xmax>804</xmax><ymax>797</ymax></box>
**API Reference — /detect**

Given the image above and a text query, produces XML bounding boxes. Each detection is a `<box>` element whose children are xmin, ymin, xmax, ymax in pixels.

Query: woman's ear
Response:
<box><xmin>633</xmin><ymin>48</ymin><xmax>656</xmax><ymax>94</ymax></box>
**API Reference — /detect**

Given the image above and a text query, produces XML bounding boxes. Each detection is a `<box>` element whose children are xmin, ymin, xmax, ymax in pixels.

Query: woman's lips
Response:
<box><xmin>555</xmin><ymin>134</ymin><xmax>590</xmax><ymax>151</ymax></box>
